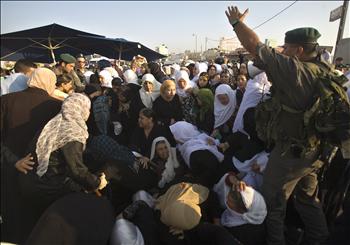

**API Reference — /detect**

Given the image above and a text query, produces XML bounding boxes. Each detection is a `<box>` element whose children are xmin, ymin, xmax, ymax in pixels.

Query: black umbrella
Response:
<box><xmin>68</xmin><ymin>35</ymin><xmax>166</xmax><ymax>62</ymax></box>
<box><xmin>0</xmin><ymin>23</ymin><xmax>104</xmax><ymax>63</ymax></box>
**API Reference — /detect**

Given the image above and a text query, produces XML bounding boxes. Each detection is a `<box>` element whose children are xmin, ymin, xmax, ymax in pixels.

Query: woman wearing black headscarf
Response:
<box><xmin>148</xmin><ymin>62</ymin><xmax>168</xmax><ymax>83</ymax></box>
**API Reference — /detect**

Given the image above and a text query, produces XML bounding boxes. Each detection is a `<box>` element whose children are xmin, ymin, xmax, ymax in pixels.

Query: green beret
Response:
<box><xmin>284</xmin><ymin>27</ymin><xmax>321</xmax><ymax>44</ymax></box>
<box><xmin>60</xmin><ymin>53</ymin><xmax>76</xmax><ymax>64</ymax></box>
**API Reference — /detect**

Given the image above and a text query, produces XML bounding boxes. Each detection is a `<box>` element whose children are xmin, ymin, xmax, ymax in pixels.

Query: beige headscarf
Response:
<box><xmin>27</xmin><ymin>68</ymin><xmax>57</xmax><ymax>95</ymax></box>
<box><xmin>155</xmin><ymin>182</ymin><xmax>209</xmax><ymax>233</ymax></box>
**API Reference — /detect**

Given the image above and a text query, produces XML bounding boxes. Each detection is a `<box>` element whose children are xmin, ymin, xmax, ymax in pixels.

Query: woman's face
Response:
<box><xmin>155</xmin><ymin>142</ymin><xmax>169</xmax><ymax>160</ymax></box>
<box><xmin>118</xmin><ymin>92</ymin><xmax>128</xmax><ymax>103</ymax></box>
<box><xmin>208</xmin><ymin>66</ymin><xmax>217</xmax><ymax>77</ymax></box>
<box><xmin>239</xmin><ymin>64</ymin><xmax>247</xmax><ymax>76</ymax></box>
<box><xmin>221</xmin><ymin>73</ymin><xmax>230</xmax><ymax>84</ymax></box>
<box><xmin>198</xmin><ymin>77</ymin><xmax>208</xmax><ymax>88</ymax></box>
<box><xmin>61</xmin><ymin>81</ymin><xmax>73</xmax><ymax>93</ymax></box>
<box><xmin>213</xmin><ymin>74</ymin><xmax>221</xmax><ymax>82</ymax></box>
<box><xmin>237</xmin><ymin>76</ymin><xmax>247</xmax><ymax>90</ymax></box>
<box><xmin>99</xmin><ymin>75</ymin><xmax>104</xmax><ymax>84</ymax></box>
<box><xmin>163</xmin><ymin>84</ymin><xmax>176</xmax><ymax>100</ymax></box>
<box><xmin>217</xmin><ymin>94</ymin><xmax>230</xmax><ymax>106</ymax></box>
<box><xmin>177</xmin><ymin>79</ymin><xmax>187</xmax><ymax>90</ymax></box>
<box><xmin>131</xmin><ymin>63</ymin><xmax>137</xmax><ymax>72</ymax></box>
<box><xmin>193</xmin><ymin>66</ymin><xmax>200</xmax><ymax>76</ymax></box>
<box><xmin>143</xmin><ymin>81</ymin><xmax>153</xmax><ymax>92</ymax></box>
<box><xmin>138</xmin><ymin>112</ymin><xmax>153</xmax><ymax>128</ymax></box>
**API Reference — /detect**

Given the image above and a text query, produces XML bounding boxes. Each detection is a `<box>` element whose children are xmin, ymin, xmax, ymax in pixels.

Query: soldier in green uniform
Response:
<box><xmin>225</xmin><ymin>5</ymin><xmax>330</xmax><ymax>245</ymax></box>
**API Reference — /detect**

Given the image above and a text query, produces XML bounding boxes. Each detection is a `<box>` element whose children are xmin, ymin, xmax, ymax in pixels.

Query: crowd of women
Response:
<box><xmin>1</xmin><ymin>51</ymin><xmax>348</xmax><ymax>245</ymax></box>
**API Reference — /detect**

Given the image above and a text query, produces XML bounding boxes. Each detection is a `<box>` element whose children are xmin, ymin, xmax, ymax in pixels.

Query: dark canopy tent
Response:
<box><xmin>1</xmin><ymin>23</ymin><xmax>165</xmax><ymax>63</ymax></box>
<box><xmin>68</xmin><ymin>35</ymin><xmax>166</xmax><ymax>61</ymax></box>
<box><xmin>0</xmin><ymin>23</ymin><xmax>104</xmax><ymax>63</ymax></box>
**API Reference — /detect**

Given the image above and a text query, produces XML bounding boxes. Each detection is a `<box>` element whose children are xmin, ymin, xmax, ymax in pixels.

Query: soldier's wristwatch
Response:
<box><xmin>230</xmin><ymin>19</ymin><xmax>240</xmax><ymax>29</ymax></box>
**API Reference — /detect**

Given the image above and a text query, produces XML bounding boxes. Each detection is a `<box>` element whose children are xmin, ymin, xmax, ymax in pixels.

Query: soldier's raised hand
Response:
<box><xmin>225</xmin><ymin>5</ymin><xmax>249</xmax><ymax>25</ymax></box>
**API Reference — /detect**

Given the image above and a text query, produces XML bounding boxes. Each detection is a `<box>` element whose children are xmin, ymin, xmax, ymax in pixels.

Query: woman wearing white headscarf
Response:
<box><xmin>175</xmin><ymin>70</ymin><xmax>197</xmax><ymax>123</ymax></box>
<box><xmin>213</xmin><ymin>84</ymin><xmax>237</xmax><ymax>140</ymax></box>
<box><xmin>99</xmin><ymin>70</ymin><xmax>113</xmax><ymax>88</ymax></box>
<box><xmin>124</xmin><ymin>69</ymin><xmax>140</xmax><ymax>86</ymax></box>
<box><xmin>150</xmin><ymin>137</ymin><xmax>180</xmax><ymax>188</ymax></box>
<box><xmin>138</xmin><ymin>73</ymin><xmax>161</xmax><ymax>108</ymax></box>
<box><xmin>170</xmin><ymin>121</ymin><xmax>224</xmax><ymax>187</ymax></box>
<box><xmin>232</xmin><ymin>72</ymin><xmax>271</xmax><ymax>137</ymax></box>
<box><xmin>213</xmin><ymin>173</ymin><xmax>267</xmax><ymax>245</ymax></box>
<box><xmin>191</xmin><ymin>62</ymin><xmax>208</xmax><ymax>84</ymax></box>
<box><xmin>123</xmin><ymin>69</ymin><xmax>142</xmax><ymax>95</ymax></box>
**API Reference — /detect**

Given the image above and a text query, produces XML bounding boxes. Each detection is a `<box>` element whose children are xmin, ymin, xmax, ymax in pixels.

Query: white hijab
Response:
<box><xmin>36</xmin><ymin>93</ymin><xmax>90</xmax><ymax>177</ymax></box>
<box><xmin>233</xmin><ymin>151</ymin><xmax>269</xmax><ymax>191</ymax></box>
<box><xmin>175</xmin><ymin>70</ymin><xmax>196</xmax><ymax>98</ymax></box>
<box><xmin>169</xmin><ymin>121</ymin><xmax>224</xmax><ymax>167</ymax></box>
<box><xmin>232</xmin><ymin>151</ymin><xmax>269</xmax><ymax>174</ymax></box>
<box><xmin>99</xmin><ymin>70</ymin><xmax>113</xmax><ymax>88</ymax></box>
<box><xmin>104</xmin><ymin>66</ymin><xmax>120</xmax><ymax>78</ymax></box>
<box><xmin>123</xmin><ymin>69</ymin><xmax>139</xmax><ymax>85</ymax></box>
<box><xmin>110</xmin><ymin>219</ymin><xmax>144</xmax><ymax>245</ymax></box>
<box><xmin>213</xmin><ymin>173</ymin><xmax>267</xmax><ymax>227</ymax></box>
<box><xmin>214</xmin><ymin>64</ymin><xmax>222</xmax><ymax>74</ymax></box>
<box><xmin>171</xmin><ymin>64</ymin><xmax>181</xmax><ymax>79</ymax></box>
<box><xmin>139</xmin><ymin>73</ymin><xmax>161</xmax><ymax>108</ymax></box>
<box><xmin>191</xmin><ymin>62</ymin><xmax>208</xmax><ymax>84</ymax></box>
<box><xmin>150</xmin><ymin>137</ymin><xmax>180</xmax><ymax>188</ymax></box>
<box><xmin>214</xmin><ymin>84</ymin><xmax>237</xmax><ymax>128</ymax></box>
<box><xmin>232</xmin><ymin>72</ymin><xmax>271</xmax><ymax>136</ymax></box>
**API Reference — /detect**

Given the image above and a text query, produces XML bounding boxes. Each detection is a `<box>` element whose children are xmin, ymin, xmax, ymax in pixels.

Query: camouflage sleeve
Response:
<box><xmin>255</xmin><ymin>43</ymin><xmax>300</xmax><ymax>91</ymax></box>
<box><xmin>255</xmin><ymin>43</ymin><xmax>317</xmax><ymax>109</ymax></box>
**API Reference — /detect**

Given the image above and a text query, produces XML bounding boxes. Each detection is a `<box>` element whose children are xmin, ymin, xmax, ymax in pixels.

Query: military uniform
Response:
<box><xmin>55</xmin><ymin>53</ymin><xmax>85</xmax><ymax>93</ymax></box>
<box><xmin>255</xmin><ymin>28</ymin><xmax>329</xmax><ymax>245</ymax></box>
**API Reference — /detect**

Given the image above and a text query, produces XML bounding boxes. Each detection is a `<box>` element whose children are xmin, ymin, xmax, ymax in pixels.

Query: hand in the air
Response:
<box><xmin>225</xmin><ymin>5</ymin><xmax>249</xmax><ymax>25</ymax></box>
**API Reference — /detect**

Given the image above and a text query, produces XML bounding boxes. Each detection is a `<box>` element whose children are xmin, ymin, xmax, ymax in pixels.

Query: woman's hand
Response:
<box><xmin>251</xmin><ymin>161</ymin><xmax>261</xmax><ymax>173</ymax></box>
<box><xmin>207</xmin><ymin>138</ymin><xmax>215</xmax><ymax>146</ymax></box>
<box><xmin>218</xmin><ymin>142</ymin><xmax>230</xmax><ymax>152</ymax></box>
<box><xmin>211</xmin><ymin>129</ymin><xmax>219</xmax><ymax>138</ymax></box>
<box><xmin>98</xmin><ymin>172</ymin><xmax>108</xmax><ymax>190</ymax></box>
<box><xmin>139</xmin><ymin>157</ymin><xmax>150</xmax><ymax>169</ymax></box>
<box><xmin>228</xmin><ymin>174</ymin><xmax>246</xmax><ymax>192</ymax></box>
<box><xmin>15</xmin><ymin>154</ymin><xmax>35</xmax><ymax>174</ymax></box>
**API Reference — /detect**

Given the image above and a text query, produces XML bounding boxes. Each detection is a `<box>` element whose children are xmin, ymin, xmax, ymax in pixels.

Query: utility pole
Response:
<box><xmin>192</xmin><ymin>33</ymin><xmax>198</xmax><ymax>54</ymax></box>
<box><xmin>333</xmin><ymin>0</ymin><xmax>349</xmax><ymax>63</ymax></box>
<box><xmin>205</xmin><ymin>37</ymin><xmax>208</xmax><ymax>51</ymax></box>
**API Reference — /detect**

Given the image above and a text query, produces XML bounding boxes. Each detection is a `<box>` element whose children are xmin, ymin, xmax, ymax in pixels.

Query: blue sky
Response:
<box><xmin>1</xmin><ymin>1</ymin><xmax>349</xmax><ymax>53</ymax></box>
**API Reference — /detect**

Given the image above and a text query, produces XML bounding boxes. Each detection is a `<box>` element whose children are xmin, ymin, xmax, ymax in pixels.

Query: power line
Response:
<box><xmin>252</xmin><ymin>0</ymin><xmax>298</xmax><ymax>30</ymax></box>
<box><xmin>226</xmin><ymin>0</ymin><xmax>298</xmax><ymax>40</ymax></box>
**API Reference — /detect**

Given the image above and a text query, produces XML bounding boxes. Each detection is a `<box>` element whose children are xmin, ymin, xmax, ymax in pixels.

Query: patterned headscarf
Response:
<box><xmin>36</xmin><ymin>93</ymin><xmax>91</xmax><ymax>177</ymax></box>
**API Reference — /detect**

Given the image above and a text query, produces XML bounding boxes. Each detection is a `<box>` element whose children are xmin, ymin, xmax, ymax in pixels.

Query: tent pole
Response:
<box><xmin>118</xmin><ymin>43</ymin><xmax>122</xmax><ymax>65</ymax></box>
<box><xmin>48</xmin><ymin>37</ymin><xmax>56</xmax><ymax>64</ymax></box>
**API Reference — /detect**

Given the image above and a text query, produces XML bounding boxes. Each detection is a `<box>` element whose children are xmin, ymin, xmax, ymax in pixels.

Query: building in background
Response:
<box><xmin>218</xmin><ymin>37</ymin><xmax>241</xmax><ymax>52</ymax></box>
